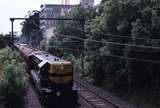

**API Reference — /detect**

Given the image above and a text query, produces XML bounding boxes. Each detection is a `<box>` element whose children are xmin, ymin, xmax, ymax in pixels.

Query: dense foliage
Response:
<box><xmin>0</xmin><ymin>34</ymin><xmax>12</xmax><ymax>48</ymax></box>
<box><xmin>0</xmin><ymin>48</ymin><xmax>26</xmax><ymax>108</ymax></box>
<box><xmin>91</xmin><ymin>0</ymin><xmax>160</xmax><ymax>93</ymax></box>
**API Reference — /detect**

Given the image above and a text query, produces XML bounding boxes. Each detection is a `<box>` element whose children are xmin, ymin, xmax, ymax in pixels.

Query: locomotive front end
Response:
<box><xmin>45</xmin><ymin>61</ymin><xmax>78</xmax><ymax>108</ymax></box>
<box><xmin>49</xmin><ymin>62</ymin><xmax>73</xmax><ymax>84</ymax></box>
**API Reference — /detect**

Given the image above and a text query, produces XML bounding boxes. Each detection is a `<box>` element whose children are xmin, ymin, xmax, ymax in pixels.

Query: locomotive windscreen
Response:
<box><xmin>49</xmin><ymin>63</ymin><xmax>73</xmax><ymax>84</ymax></box>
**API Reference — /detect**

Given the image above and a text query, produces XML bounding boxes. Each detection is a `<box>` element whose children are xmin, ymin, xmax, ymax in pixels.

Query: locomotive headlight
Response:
<box><xmin>42</xmin><ymin>88</ymin><xmax>52</xmax><ymax>93</ymax></box>
<box><xmin>72</xmin><ymin>85</ymin><xmax>77</xmax><ymax>90</ymax></box>
<box><xmin>56</xmin><ymin>91</ymin><xmax>61</xmax><ymax>96</ymax></box>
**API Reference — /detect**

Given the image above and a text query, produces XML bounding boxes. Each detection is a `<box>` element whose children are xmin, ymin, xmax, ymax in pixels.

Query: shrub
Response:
<box><xmin>0</xmin><ymin>48</ymin><xmax>26</xmax><ymax>108</ymax></box>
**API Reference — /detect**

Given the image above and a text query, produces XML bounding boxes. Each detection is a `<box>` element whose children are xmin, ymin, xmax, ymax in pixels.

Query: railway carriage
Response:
<box><xmin>14</xmin><ymin>43</ymin><xmax>78</xmax><ymax>108</ymax></box>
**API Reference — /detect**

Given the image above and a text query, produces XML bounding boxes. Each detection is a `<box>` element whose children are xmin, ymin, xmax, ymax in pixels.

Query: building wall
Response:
<box><xmin>45</xmin><ymin>27</ymin><xmax>55</xmax><ymax>43</ymax></box>
<box><xmin>80</xmin><ymin>0</ymin><xmax>94</xmax><ymax>7</ymax></box>
<box><xmin>39</xmin><ymin>4</ymin><xmax>76</xmax><ymax>42</ymax></box>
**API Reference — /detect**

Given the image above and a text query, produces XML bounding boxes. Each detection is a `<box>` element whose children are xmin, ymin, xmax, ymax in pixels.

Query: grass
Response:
<box><xmin>0</xmin><ymin>48</ymin><xmax>8</xmax><ymax>55</ymax></box>
<box><xmin>0</xmin><ymin>48</ymin><xmax>8</xmax><ymax>80</ymax></box>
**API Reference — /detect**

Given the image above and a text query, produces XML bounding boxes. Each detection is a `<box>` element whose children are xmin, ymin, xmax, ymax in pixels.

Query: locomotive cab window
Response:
<box><xmin>30</xmin><ymin>56</ymin><xmax>42</xmax><ymax>71</ymax></box>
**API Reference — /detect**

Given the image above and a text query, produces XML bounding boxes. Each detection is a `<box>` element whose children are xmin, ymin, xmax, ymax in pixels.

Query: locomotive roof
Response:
<box><xmin>31</xmin><ymin>51</ymin><xmax>71</xmax><ymax>64</ymax></box>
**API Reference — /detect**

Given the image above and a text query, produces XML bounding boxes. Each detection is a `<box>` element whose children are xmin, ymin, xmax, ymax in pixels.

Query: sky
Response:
<box><xmin>0</xmin><ymin>0</ymin><xmax>101</xmax><ymax>34</ymax></box>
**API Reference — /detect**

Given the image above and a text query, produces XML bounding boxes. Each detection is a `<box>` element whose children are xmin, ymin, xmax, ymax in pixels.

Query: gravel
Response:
<box><xmin>74</xmin><ymin>73</ymin><xmax>138</xmax><ymax>108</ymax></box>
<box><xmin>24</xmin><ymin>82</ymin><xmax>43</xmax><ymax>108</ymax></box>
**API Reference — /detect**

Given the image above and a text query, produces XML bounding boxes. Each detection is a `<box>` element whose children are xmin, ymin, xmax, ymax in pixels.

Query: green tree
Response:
<box><xmin>125</xmin><ymin>2</ymin><xmax>160</xmax><ymax>93</ymax></box>
<box><xmin>85</xmin><ymin>0</ymin><xmax>131</xmax><ymax>86</ymax></box>
<box><xmin>85</xmin><ymin>0</ymin><xmax>160</xmax><ymax>92</ymax></box>
<box><xmin>21</xmin><ymin>11</ymin><xmax>43</xmax><ymax>46</ymax></box>
<box><xmin>48</xmin><ymin>36</ymin><xmax>63</xmax><ymax>57</ymax></box>
<box><xmin>49</xmin><ymin>5</ymin><xmax>96</xmax><ymax>57</ymax></box>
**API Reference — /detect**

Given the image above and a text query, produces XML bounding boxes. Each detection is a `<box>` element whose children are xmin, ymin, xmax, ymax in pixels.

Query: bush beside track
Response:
<box><xmin>0</xmin><ymin>47</ymin><xmax>27</xmax><ymax>108</ymax></box>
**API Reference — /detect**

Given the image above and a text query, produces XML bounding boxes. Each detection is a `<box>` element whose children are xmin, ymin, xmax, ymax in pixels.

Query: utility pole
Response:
<box><xmin>10</xmin><ymin>18</ymin><xmax>14</xmax><ymax>46</ymax></box>
<box><xmin>81</xmin><ymin>19</ymin><xmax>85</xmax><ymax>77</ymax></box>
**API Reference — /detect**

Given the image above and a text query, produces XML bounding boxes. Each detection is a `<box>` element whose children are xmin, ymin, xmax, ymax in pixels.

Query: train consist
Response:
<box><xmin>14</xmin><ymin>43</ymin><xmax>78</xmax><ymax>108</ymax></box>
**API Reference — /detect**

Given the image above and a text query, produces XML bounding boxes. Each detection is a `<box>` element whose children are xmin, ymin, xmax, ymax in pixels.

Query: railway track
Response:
<box><xmin>75</xmin><ymin>80</ymin><xmax>120</xmax><ymax>108</ymax></box>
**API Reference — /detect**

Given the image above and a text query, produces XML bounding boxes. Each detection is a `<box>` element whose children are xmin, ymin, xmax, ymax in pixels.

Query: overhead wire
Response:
<box><xmin>66</xmin><ymin>26</ymin><xmax>160</xmax><ymax>42</ymax></box>
<box><xmin>26</xmin><ymin>20</ymin><xmax>160</xmax><ymax>64</ymax></box>
<box><xmin>50</xmin><ymin>45</ymin><xmax>160</xmax><ymax>64</ymax></box>
<box><xmin>94</xmin><ymin>52</ymin><xmax>160</xmax><ymax>64</ymax></box>
<box><xmin>27</xmin><ymin>17</ymin><xmax>160</xmax><ymax>43</ymax></box>
<box><xmin>52</xmin><ymin>25</ymin><xmax>160</xmax><ymax>64</ymax></box>
<box><xmin>56</xmin><ymin>33</ymin><xmax>160</xmax><ymax>50</ymax></box>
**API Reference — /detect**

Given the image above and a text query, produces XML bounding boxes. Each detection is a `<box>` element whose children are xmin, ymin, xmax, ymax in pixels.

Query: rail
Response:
<box><xmin>75</xmin><ymin>80</ymin><xmax>120</xmax><ymax>108</ymax></box>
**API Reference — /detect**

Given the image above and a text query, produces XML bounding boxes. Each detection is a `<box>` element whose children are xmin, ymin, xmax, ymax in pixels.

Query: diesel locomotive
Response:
<box><xmin>14</xmin><ymin>43</ymin><xmax>78</xmax><ymax>108</ymax></box>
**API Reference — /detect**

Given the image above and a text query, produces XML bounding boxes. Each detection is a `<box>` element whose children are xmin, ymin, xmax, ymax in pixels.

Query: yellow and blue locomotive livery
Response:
<box><xmin>14</xmin><ymin>43</ymin><xmax>78</xmax><ymax>108</ymax></box>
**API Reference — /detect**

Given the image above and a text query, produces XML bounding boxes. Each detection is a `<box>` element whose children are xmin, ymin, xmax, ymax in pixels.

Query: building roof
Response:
<box><xmin>40</xmin><ymin>4</ymin><xmax>77</xmax><ymax>9</ymax></box>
